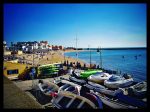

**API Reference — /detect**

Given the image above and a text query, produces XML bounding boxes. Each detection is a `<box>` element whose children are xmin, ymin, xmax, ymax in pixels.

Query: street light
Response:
<box><xmin>97</xmin><ymin>46</ymin><xmax>102</xmax><ymax>69</ymax></box>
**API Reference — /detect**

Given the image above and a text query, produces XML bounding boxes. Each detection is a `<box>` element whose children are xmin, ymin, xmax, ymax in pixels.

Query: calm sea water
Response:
<box><xmin>65</xmin><ymin>49</ymin><xmax>147</xmax><ymax>82</ymax></box>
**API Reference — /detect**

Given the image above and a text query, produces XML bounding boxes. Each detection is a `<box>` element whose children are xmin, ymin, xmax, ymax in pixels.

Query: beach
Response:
<box><xmin>15</xmin><ymin>50</ymin><xmax>89</xmax><ymax>67</ymax></box>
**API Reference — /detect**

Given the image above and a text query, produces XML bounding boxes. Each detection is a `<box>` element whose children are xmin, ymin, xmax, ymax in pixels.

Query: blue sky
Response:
<box><xmin>4</xmin><ymin>3</ymin><xmax>146</xmax><ymax>48</ymax></box>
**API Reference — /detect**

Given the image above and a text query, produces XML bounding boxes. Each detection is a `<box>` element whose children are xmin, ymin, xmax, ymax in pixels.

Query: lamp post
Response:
<box><xmin>75</xmin><ymin>34</ymin><xmax>78</xmax><ymax>59</ymax></box>
<box><xmin>97</xmin><ymin>46</ymin><xmax>102</xmax><ymax>69</ymax></box>
<box><xmin>88</xmin><ymin>45</ymin><xmax>91</xmax><ymax>68</ymax></box>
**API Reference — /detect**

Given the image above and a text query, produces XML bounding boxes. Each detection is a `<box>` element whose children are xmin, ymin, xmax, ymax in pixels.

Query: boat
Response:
<box><xmin>115</xmin><ymin>92</ymin><xmax>147</xmax><ymax>108</ymax></box>
<box><xmin>94</xmin><ymin>91</ymin><xmax>137</xmax><ymax>109</ymax></box>
<box><xmin>51</xmin><ymin>91</ymin><xmax>98</xmax><ymax>109</ymax></box>
<box><xmin>85</xmin><ymin>81</ymin><xmax>124</xmax><ymax>97</ymax></box>
<box><xmin>80</xmin><ymin>69</ymin><xmax>103</xmax><ymax>79</ymax></box>
<box><xmin>104</xmin><ymin>74</ymin><xmax>134</xmax><ymax>89</ymax></box>
<box><xmin>54</xmin><ymin>77</ymin><xmax>81</xmax><ymax>95</ymax></box>
<box><xmin>38</xmin><ymin>80</ymin><xmax>59</xmax><ymax>96</ymax></box>
<box><xmin>84</xmin><ymin>81</ymin><xmax>106</xmax><ymax>90</ymax></box>
<box><xmin>127</xmin><ymin>81</ymin><xmax>147</xmax><ymax>98</ymax></box>
<box><xmin>69</xmin><ymin>76</ymin><xmax>87</xmax><ymax>85</ymax></box>
<box><xmin>88</xmin><ymin>72</ymin><xmax>112</xmax><ymax>84</ymax></box>
<box><xmin>81</xmin><ymin>92</ymin><xmax>103</xmax><ymax>109</ymax></box>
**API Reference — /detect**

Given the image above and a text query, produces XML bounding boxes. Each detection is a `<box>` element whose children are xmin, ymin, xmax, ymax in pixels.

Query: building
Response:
<box><xmin>3</xmin><ymin>62</ymin><xmax>28</xmax><ymax>80</ymax></box>
<box><xmin>65</xmin><ymin>47</ymin><xmax>76</xmax><ymax>50</ymax></box>
<box><xmin>4</xmin><ymin>51</ymin><xmax>11</xmax><ymax>55</ymax></box>
<box><xmin>9</xmin><ymin>41</ymin><xmax>39</xmax><ymax>53</ymax></box>
<box><xmin>58</xmin><ymin>46</ymin><xmax>64</xmax><ymax>50</ymax></box>
<box><xmin>17</xmin><ymin>50</ymin><xmax>23</xmax><ymax>55</ymax></box>
<box><xmin>39</xmin><ymin>41</ymin><xmax>49</xmax><ymax>49</ymax></box>
<box><xmin>48</xmin><ymin>45</ymin><xmax>52</xmax><ymax>50</ymax></box>
<box><xmin>52</xmin><ymin>45</ymin><xmax>59</xmax><ymax>50</ymax></box>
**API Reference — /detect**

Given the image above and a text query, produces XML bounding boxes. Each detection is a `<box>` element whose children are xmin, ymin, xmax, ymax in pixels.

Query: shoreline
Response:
<box><xmin>15</xmin><ymin>50</ymin><xmax>90</xmax><ymax>67</ymax></box>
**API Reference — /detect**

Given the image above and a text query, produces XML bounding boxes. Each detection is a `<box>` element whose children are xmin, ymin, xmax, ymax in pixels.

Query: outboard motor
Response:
<box><xmin>123</xmin><ymin>74</ymin><xmax>131</xmax><ymax>79</ymax></box>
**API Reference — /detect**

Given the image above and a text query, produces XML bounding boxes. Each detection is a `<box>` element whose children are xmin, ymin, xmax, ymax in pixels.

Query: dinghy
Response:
<box><xmin>104</xmin><ymin>74</ymin><xmax>134</xmax><ymax>89</ymax></box>
<box><xmin>38</xmin><ymin>80</ymin><xmax>59</xmax><ymax>96</ymax></box>
<box><xmin>85</xmin><ymin>81</ymin><xmax>124</xmax><ymax>97</ymax></box>
<box><xmin>51</xmin><ymin>91</ymin><xmax>98</xmax><ymax>109</ymax></box>
<box><xmin>54</xmin><ymin>77</ymin><xmax>81</xmax><ymax>95</ymax></box>
<box><xmin>88</xmin><ymin>72</ymin><xmax>112</xmax><ymax>84</ymax></box>
<box><xmin>80</xmin><ymin>70</ymin><xmax>103</xmax><ymax>79</ymax></box>
<box><xmin>116</xmin><ymin>92</ymin><xmax>147</xmax><ymax>108</ymax></box>
<box><xmin>94</xmin><ymin>91</ymin><xmax>137</xmax><ymax>109</ymax></box>
<box><xmin>69</xmin><ymin>76</ymin><xmax>87</xmax><ymax>85</ymax></box>
<box><xmin>84</xmin><ymin>81</ymin><xmax>106</xmax><ymax>90</ymax></box>
<box><xmin>127</xmin><ymin>81</ymin><xmax>147</xmax><ymax>98</ymax></box>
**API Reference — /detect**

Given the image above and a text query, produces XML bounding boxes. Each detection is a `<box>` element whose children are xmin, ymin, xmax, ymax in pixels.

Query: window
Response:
<box><xmin>7</xmin><ymin>69</ymin><xmax>18</xmax><ymax>75</ymax></box>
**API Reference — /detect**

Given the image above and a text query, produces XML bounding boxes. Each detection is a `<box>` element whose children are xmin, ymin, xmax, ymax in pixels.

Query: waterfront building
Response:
<box><xmin>40</xmin><ymin>41</ymin><xmax>49</xmax><ymax>49</ymax></box>
<box><xmin>3</xmin><ymin>62</ymin><xmax>28</xmax><ymax>80</ymax></box>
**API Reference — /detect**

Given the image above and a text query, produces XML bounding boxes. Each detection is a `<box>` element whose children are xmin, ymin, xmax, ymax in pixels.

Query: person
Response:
<box><xmin>72</xmin><ymin>69</ymin><xmax>78</xmax><ymax>78</ymax></box>
<box><xmin>69</xmin><ymin>68</ymin><xmax>73</xmax><ymax>75</ymax></box>
<box><xmin>80</xmin><ymin>84</ymin><xmax>90</xmax><ymax>97</ymax></box>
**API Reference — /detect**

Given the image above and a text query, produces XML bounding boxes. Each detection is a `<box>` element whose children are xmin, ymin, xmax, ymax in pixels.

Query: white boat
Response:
<box><xmin>127</xmin><ymin>81</ymin><xmax>147</xmax><ymax>98</ymax></box>
<box><xmin>38</xmin><ymin>80</ymin><xmax>59</xmax><ymax>96</ymax></box>
<box><xmin>51</xmin><ymin>91</ymin><xmax>98</xmax><ymax>109</ymax></box>
<box><xmin>54</xmin><ymin>77</ymin><xmax>81</xmax><ymax>95</ymax></box>
<box><xmin>104</xmin><ymin>74</ymin><xmax>134</xmax><ymax>89</ymax></box>
<box><xmin>85</xmin><ymin>81</ymin><xmax>124</xmax><ymax>97</ymax></box>
<box><xmin>58</xmin><ymin>83</ymin><xmax>81</xmax><ymax>95</ymax></box>
<box><xmin>85</xmin><ymin>81</ymin><xmax>106</xmax><ymax>90</ymax></box>
<box><xmin>88</xmin><ymin>72</ymin><xmax>112</xmax><ymax>84</ymax></box>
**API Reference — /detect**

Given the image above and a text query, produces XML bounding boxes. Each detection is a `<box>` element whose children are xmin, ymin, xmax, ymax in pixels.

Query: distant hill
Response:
<box><xmin>81</xmin><ymin>47</ymin><xmax>146</xmax><ymax>50</ymax></box>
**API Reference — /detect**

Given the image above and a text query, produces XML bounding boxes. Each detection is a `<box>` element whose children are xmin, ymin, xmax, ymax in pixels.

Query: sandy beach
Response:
<box><xmin>16</xmin><ymin>50</ymin><xmax>90</xmax><ymax>67</ymax></box>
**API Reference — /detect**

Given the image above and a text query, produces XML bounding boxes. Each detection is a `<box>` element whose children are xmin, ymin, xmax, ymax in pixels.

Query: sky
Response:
<box><xmin>4</xmin><ymin>3</ymin><xmax>146</xmax><ymax>48</ymax></box>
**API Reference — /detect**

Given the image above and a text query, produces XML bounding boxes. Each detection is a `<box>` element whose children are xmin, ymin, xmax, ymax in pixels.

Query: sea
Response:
<box><xmin>65</xmin><ymin>49</ymin><xmax>147</xmax><ymax>82</ymax></box>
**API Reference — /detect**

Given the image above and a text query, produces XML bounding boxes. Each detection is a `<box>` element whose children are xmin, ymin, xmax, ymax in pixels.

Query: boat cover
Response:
<box><xmin>116</xmin><ymin>93</ymin><xmax>147</xmax><ymax>108</ymax></box>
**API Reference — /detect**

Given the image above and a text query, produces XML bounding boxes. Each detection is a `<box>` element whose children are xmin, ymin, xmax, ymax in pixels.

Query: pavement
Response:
<box><xmin>12</xmin><ymin>74</ymin><xmax>70</xmax><ymax>108</ymax></box>
<box><xmin>3</xmin><ymin>76</ymin><xmax>43</xmax><ymax>109</ymax></box>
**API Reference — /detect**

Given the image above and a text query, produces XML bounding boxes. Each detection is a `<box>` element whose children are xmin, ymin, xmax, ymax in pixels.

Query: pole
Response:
<box><xmin>100</xmin><ymin>46</ymin><xmax>102</xmax><ymax>69</ymax></box>
<box><xmin>33</xmin><ymin>44</ymin><xmax>34</xmax><ymax>66</ymax></box>
<box><xmin>63</xmin><ymin>47</ymin><xmax>65</xmax><ymax>66</ymax></box>
<box><xmin>88</xmin><ymin>45</ymin><xmax>91</xmax><ymax>68</ymax></box>
<box><xmin>32</xmin><ymin>43</ymin><xmax>35</xmax><ymax>89</ymax></box>
<box><xmin>75</xmin><ymin>34</ymin><xmax>78</xmax><ymax>59</ymax></box>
